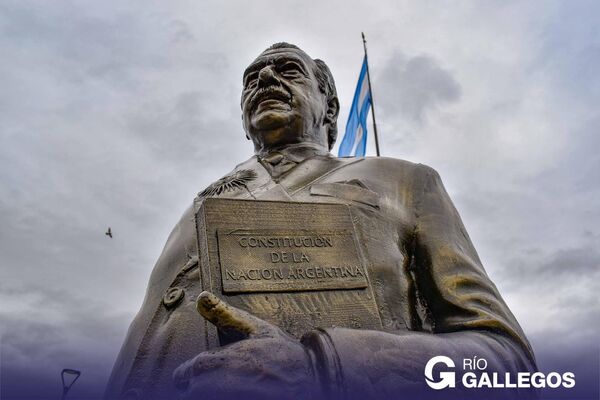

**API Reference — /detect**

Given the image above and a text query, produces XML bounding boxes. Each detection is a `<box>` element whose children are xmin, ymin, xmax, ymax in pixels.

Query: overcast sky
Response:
<box><xmin>1</xmin><ymin>1</ymin><xmax>598</xmax><ymax>399</ymax></box>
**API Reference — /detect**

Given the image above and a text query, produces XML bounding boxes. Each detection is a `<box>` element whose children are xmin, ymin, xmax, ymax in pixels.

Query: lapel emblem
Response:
<box><xmin>198</xmin><ymin>169</ymin><xmax>257</xmax><ymax>198</ymax></box>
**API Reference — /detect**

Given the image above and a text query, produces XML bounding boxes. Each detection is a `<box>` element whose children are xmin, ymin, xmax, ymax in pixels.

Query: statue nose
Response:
<box><xmin>258</xmin><ymin>65</ymin><xmax>279</xmax><ymax>86</ymax></box>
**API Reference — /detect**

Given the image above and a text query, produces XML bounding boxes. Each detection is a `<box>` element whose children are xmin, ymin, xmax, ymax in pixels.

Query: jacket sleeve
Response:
<box><xmin>301</xmin><ymin>164</ymin><xmax>537</xmax><ymax>399</ymax></box>
<box><xmin>411</xmin><ymin>165</ymin><xmax>534</xmax><ymax>356</ymax></box>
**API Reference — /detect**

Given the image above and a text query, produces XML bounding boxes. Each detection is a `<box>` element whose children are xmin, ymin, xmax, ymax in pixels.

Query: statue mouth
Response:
<box><xmin>249</xmin><ymin>86</ymin><xmax>292</xmax><ymax>113</ymax></box>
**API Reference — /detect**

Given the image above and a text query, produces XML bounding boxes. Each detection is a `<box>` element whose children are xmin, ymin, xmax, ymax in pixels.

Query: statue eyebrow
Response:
<box><xmin>243</xmin><ymin>54</ymin><xmax>309</xmax><ymax>80</ymax></box>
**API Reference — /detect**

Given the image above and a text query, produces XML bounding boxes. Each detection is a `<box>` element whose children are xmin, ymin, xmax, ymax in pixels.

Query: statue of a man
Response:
<box><xmin>105</xmin><ymin>43</ymin><xmax>536</xmax><ymax>400</ymax></box>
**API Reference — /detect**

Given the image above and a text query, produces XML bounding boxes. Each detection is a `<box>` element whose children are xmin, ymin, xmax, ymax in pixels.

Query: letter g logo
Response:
<box><xmin>424</xmin><ymin>356</ymin><xmax>456</xmax><ymax>390</ymax></box>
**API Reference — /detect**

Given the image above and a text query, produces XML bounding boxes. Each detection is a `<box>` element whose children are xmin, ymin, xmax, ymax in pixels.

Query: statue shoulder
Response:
<box><xmin>337</xmin><ymin>156</ymin><xmax>440</xmax><ymax>185</ymax></box>
<box><xmin>365</xmin><ymin>155</ymin><xmax>438</xmax><ymax>171</ymax></box>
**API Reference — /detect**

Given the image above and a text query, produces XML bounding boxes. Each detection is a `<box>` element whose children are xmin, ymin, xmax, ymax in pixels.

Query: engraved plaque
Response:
<box><xmin>196</xmin><ymin>198</ymin><xmax>382</xmax><ymax>349</ymax></box>
<box><xmin>218</xmin><ymin>229</ymin><xmax>368</xmax><ymax>293</ymax></box>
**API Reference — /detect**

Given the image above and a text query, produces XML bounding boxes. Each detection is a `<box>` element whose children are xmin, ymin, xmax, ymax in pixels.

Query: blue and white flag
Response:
<box><xmin>338</xmin><ymin>57</ymin><xmax>372</xmax><ymax>157</ymax></box>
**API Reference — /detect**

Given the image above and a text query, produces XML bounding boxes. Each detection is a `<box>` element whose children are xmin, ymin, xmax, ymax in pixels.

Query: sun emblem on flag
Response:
<box><xmin>198</xmin><ymin>169</ymin><xmax>257</xmax><ymax>197</ymax></box>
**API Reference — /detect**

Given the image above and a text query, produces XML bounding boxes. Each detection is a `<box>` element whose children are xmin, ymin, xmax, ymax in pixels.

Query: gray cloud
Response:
<box><xmin>375</xmin><ymin>52</ymin><xmax>461</xmax><ymax>123</ymax></box>
<box><xmin>495</xmin><ymin>244</ymin><xmax>600</xmax><ymax>341</ymax></box>
<box><xmin>126</xmin><ymin>89</ymin><xmax>246</xmax><ymax>165</ymax></box>
<box><xmin>514</xmin><ymin>246</ymin><xmax>600</xmax><ymax>280</ymax></box>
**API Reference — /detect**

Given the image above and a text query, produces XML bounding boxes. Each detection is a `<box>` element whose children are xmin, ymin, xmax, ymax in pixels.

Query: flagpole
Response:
<box><xmin>362</xmin><ymin>32</ymin><xmax>381</xmax><ymax>157</ymax></box>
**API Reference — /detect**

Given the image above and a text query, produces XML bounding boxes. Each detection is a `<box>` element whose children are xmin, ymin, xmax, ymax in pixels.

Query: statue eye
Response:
<box><xmin>244</xmin><ymin>73</ymin><xmax>258</xmax><ymax>89</ymax></box>
<box><xmin>280</xmin><ymin>69</ymin><xmax>301</xmax><ymax>79</ymax></box>
<box><xmin>279</xmin><ymin>63</ymin><xmax>305</xmax><ymax>79</ymax></box>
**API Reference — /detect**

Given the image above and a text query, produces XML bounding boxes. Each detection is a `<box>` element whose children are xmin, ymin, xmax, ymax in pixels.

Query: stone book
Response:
<box><xmin>195</xmin><ymin>198</ymin><xmax>382</xmax><ymax>349</ymax></box>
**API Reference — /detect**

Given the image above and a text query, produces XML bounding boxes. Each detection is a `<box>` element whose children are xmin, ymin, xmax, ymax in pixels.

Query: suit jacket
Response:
<box><xmin>105</xmin><ymin>154</ymin><xmax>536</xmax><ymax>400</ymax></box>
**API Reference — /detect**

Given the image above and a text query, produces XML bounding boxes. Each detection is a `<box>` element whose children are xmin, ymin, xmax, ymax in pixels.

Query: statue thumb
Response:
<box><xmin>196</xmin><ymin>291</ymin><xmax>279</xmax><ymax>339</ymax></box>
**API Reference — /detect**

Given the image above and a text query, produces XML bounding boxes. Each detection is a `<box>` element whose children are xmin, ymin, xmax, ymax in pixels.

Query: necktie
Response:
<box><xmin>261</xmin><ymin>151</ymin><xmax>297</xmax><ymax>180</ymax></box>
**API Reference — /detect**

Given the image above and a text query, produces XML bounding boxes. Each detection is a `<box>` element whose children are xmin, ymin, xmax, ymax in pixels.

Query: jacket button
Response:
<box><xmin>163</xmin><ymin>287</ymin><xmax>185</xmax><ymax>309</ymax></box>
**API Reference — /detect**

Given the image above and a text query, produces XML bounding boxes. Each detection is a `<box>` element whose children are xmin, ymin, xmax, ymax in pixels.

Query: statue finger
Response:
<box><xmin>196</xmin><ymin>291</ymin><xmax>279</xmax><ymax>338</ymax></box>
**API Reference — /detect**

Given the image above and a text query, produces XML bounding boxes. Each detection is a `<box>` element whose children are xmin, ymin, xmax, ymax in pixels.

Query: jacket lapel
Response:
<box><xmin>278</xmin><ymin>155</ymin><xmax>364</xmax><ymax>196</ymax></box>
<box><xmin>197</xmin><ymin>155</ymin><xmax>364</xmax><ymax>204</ymax></box>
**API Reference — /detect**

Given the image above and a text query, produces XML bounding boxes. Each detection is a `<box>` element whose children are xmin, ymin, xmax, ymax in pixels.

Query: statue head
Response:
<box><xmin>241</xmin><ymin>43</ymin><xmax>339</xmax><ymax>155</ymax></box>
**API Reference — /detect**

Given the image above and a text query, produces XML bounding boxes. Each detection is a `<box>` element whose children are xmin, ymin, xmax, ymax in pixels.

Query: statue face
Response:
<box><xmin>241</xmin><ymin>48</ymin><xmax>328</xmax><ymax>152</ymax></box>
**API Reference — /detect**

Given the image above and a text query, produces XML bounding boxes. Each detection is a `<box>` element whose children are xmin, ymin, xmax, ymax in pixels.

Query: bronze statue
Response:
<box><xmin>105</xmin><ymin>43</ymin><xmax>536</xmax><ymax>400</ymax></box>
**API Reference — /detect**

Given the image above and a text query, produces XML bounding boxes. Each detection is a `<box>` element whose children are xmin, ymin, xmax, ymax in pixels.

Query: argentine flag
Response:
<box><xmin>338</xmin><ymin>57</ymin><xmax>372</xmax><ymax>157</ymax></box>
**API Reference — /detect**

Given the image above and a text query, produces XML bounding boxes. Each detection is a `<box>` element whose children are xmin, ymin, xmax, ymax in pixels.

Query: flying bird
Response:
<box><xmin>105</xmin><ymin>227</ymin><xmax>113</xmax><ymax>238</ymax></box>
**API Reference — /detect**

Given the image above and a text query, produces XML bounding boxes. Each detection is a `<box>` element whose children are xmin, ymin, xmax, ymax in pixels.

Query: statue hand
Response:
<box><xmin>173</xmin><ymin>291</ymin><xmax>317</xmax><ymax>400</ymax></box>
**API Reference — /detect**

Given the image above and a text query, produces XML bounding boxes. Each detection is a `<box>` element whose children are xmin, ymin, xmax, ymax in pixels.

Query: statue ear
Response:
<box><xmin>325</xmin><ymin>96</ymin><xmax>339</xmax><ymax>125</ymax></box>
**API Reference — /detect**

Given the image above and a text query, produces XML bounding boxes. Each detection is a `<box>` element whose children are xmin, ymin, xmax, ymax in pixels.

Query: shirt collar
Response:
<box><xmin>259</xmin><ymin>143</ymin><xmax>330</xmax><ymax>164</ymax></box>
